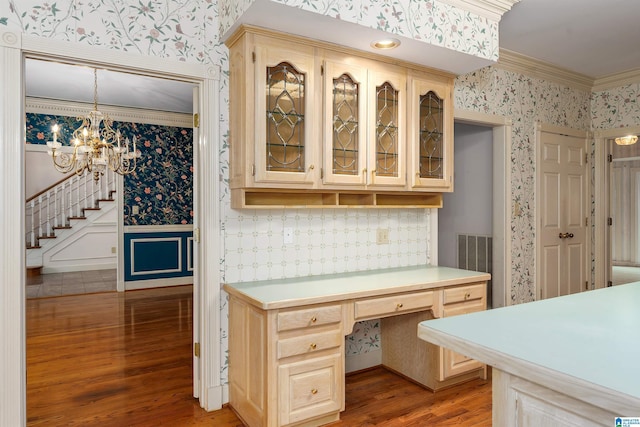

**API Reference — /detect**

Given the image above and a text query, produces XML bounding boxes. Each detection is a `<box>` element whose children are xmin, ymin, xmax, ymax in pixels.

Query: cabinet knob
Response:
<box><xmin>311</xmin><ymin>388</ymin><xmax>318</xmax><ymax>395</ymax></box>
<box><xmin>310</xmin><ymin>316</ymin><xmax>317</xmax><ymax>323</ymax></box>
<box><xmin>309</xmin><ymin>343</ymin><xmax>317</xmax><ymax>350</ymax></box>
<box><xmin>464</xmin><ymin>292</ymin><xmax>471</xmax><ymax>300</ymax></box>
<box><xmin>396</xmin><ymin>303</ymin><xmax>404</xmax><ymax>309</ymax></box>
<box><xmin>362</xmin><ymin>168</ymin><xmax>367</xmax><ymax>175</ymax></box>
<box><xmin>309</xmin><ymin>164</ymin><xmax>315</xmax><ymax>170</ymax></box>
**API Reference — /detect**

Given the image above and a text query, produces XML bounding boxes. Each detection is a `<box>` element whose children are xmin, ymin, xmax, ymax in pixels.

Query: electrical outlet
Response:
<box><xmin>132</xmin><ymin>205</ymin><xmax>139</xmax><ymax>215</ymax></box>
<box><xmin>283</xmin><ymin>227</ymin><xmax>293</xmax><ymax>244</ymax></box>
<box><xmin>111</xmin><ymin>246</ymin><xmax>116</xmax><ymax>254</ymax></box>
<box><xmin>376</xmin><ymin>228</ymin><xmax>389</xmax><ymax>245</ymax></box>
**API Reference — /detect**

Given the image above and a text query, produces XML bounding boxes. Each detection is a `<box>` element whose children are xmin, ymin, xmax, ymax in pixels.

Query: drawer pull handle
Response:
<box><xmin>311</xmin><ymin>388</ymin><xmax>318</xmax><ymax>395</ymax></box>
<box><xmin>309</xmin><ymin>343</ymin><xmax>317</xmax><ymax>350</ymax></box>
<box><xmin>464</xmin><ymin>292</ymin><xmax>471</xmax><ymax>300</ymax></box>
<box><xmin>310</xmin><ymin>317</ymin><xmax>317</xmax><ymax>323</ymax></box>
<box><xmin>396</xmin><ymin>303</ymin><xmax>404</xmax><ymax>309</ymax></box>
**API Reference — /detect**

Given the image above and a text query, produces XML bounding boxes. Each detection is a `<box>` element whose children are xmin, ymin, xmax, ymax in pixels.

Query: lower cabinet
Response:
<box><xmin>227</xmin><ymin>278</ymin><xmax>488</xmax><ymax>426</ymax></box>
<box><xmin>278</xmin><ymin>354</ymin><xmax>343</xmax><ymax>426</ymax></box>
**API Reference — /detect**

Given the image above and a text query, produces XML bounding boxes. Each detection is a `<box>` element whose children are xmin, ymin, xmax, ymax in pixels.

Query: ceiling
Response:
<box><xmin>499</xmin><ymin>0</ymin><xmax>640</xmax><ymax>78</ymax></box>
<box><xmin>25</xmin><ymin>0</ymin><xmax>640</xmax><ymax>114</ymax></box>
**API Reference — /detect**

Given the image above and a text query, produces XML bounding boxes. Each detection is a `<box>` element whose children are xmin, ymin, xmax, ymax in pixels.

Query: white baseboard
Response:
<box><xmin>124</xmin><ymin>276</ymin><xmax>193</xmax><ymax>290</ymax></box>
<box><xmin>204</xmin><ymin>384</ymin><xmax>225</xmax><ymax>411</ymax></box>
<box><xmin>345</xmin><ymin>349</ymin><xmax>382</xmax><ymax>373</ymax></box>
<box><xmin>42</xmin><ymin>263</ymin><xmax>116</xmax><ymax>274</ymax></box>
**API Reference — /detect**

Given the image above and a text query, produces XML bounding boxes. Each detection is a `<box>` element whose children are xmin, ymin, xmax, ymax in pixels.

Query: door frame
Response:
<box><xmin>431</xmin><ymin>109</ymin><xmax>512</xmax><ymax>308</ymax></box>
<box><xmin>534</xmin><ymin>123</ymin><xmax>590</xmax><ymax>300</ymax></box>
<box><xmin>594</xmin><ymin>125</ymin><xmax>640</xmax><ymax>289</ymax></box>
<box><xmin>0</xmin><ymin>30</ymin><xmax>222</xmax><ymax>426</ymax></box>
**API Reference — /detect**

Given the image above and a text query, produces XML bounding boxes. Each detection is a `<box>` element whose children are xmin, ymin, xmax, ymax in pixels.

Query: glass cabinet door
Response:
<box><xmin>367</xmin><ymin>67</ymin><xmax>406</xmax><ymax>188</ymax></box>
<box><xmin>409</xmin><ymin>74</ymin><xmax>453</xmax><ymax>191</ymax></box>
<box><xmin>323</xmin><ymin>60</ymin><xmax>367</xmax><ymax>186</ymax></box>
<box><xmin>254</xmin><ymin>43</ymin><xmax>318</xmax><ymax>185</ymax></box>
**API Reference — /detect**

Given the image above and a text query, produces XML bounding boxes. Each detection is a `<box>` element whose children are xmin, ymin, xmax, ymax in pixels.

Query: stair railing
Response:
<box><xmin>26</xmin><ymin>168</ymin><xmax>116</xmax><ymax>248</ymax></box>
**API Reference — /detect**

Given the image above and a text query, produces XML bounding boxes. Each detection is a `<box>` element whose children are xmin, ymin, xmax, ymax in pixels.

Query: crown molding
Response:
<box><xmin>592</xmin><ymin>69</ymin><xmax>640</xmax><ymax>92</ymax></box>
<box><xmin>25</xmin><ymin>97</ymin><xmax>192</xmax><ymax>128</ymax></box>
<box><xmin>438</xmin><ymin>0</ymin><xmax>520</xmax><ymax>21</ymax></box>
<box><xmin>495</xmin><ymin>49</ymin><xmax>594</xmax><ymax>91</ymax></box>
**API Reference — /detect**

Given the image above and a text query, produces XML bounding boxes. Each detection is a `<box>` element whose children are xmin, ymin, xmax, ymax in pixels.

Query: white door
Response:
<box><xmin>539</xmin><ymin>131</ymin><xmax>588</xmax><ymax>299</ymax></box>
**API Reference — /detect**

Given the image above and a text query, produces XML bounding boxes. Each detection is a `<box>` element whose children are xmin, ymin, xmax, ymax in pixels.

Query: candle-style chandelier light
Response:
<box><xmin>47</xmin><ymin>68</ymin><xmax>140</xmax><ymax>182</ymax></box>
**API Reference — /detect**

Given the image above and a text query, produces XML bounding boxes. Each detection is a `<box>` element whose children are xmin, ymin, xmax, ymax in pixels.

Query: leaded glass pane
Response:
<box><xmin>418</xmin><ymin>90</ymin><xmax>444</xmax><ymax>179</ymax></box>
<box><xmin>266</xmin><ymin>62</ymin><xmax>305</xmax><ymax>172</ymax></box>
<box><xmin>333</xmin><ymin>74</ymin><xmax>359</xmax><ymax>175</ymax></box>
<box><xmin>375</xmin><ymin>82</ymin><xmax>398</xmax><ymax>177</ymax></box>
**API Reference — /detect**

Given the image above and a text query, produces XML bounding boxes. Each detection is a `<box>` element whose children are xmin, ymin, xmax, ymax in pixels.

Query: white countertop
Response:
<box><xmin>223</xmin><ymin>265</ymin><xmax>490</xmax><ymax>309</ymax></box>
<box><xmin>418</xmin><ymin>282</ymin><xmax>640</xmax><ymax>407</ymax></box>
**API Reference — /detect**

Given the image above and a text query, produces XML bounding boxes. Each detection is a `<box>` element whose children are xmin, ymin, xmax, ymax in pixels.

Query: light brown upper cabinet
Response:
<box><xmin>408</xmin><ymin>71</ymin><xmax>454</xmax><ymax>191</ymax></box>
<box><xmin>322</xmin><ymin>55</ymin><xmax>406</xmax><ymax>189</ymax></box>
<box><xmin>226</xmin><ymin>26</ymin><xmax>454</xmax><ymax>209</ymax></box>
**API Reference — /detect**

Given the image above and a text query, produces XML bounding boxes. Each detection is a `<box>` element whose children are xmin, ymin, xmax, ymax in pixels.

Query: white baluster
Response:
<box><xmin>46</xmin><ymin>191</ymin><xmax>52</xmax><ymax>236</ymax></box>
<box><xmin>67</xmin><ymin>180</ymin><xmax>72</xmax><ymax>220</ymax></box>
<box><xmin>91</xmin><ymin>175</ymin><xmax>96</xmax><ymax>208</ymax></box>
<box><xmin>83</xmin><ymin>173</ymin><xmax>88</xmax><ymax>210</ymax></box>
<box><xmin>53</xmin><ymin>186</ymin><xmax>59</xmax><ymax>228</ymax></box>
<box><xmin>30</xmin><ymin>199</ymin><xmax>36</xmax><ymax>247</ymax></box>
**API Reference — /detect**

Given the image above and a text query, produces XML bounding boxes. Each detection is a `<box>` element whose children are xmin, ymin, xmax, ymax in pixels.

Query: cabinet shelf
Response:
<box><xmin>232</xmin><ymin>189</ymin><xmax>442</xmax><ymax>209</ymax></box>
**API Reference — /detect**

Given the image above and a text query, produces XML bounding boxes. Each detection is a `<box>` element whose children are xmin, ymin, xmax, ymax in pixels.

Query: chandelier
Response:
<box><xmin>47</xmin><ymin>68</ymin><xmax>140</xmax><ymax>182</ymax></box>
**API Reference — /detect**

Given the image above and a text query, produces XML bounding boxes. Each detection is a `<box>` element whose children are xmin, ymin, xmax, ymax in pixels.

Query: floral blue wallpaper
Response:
<box><xmin>25</xmin><ymin>112</ymin><xmax>193</xmax><ymax>226</ymax></box>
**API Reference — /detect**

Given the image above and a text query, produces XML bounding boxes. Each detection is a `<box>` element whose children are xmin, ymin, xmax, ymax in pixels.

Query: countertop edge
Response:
<box><xmin>417</xmin><ymin>322</ymin><xmax>640</xmax><ymax>414</ymax></box>
<box><xmin>223</xmin><ymin>268</ymin><xmax>491</xmax><ymax>310</ymax></box>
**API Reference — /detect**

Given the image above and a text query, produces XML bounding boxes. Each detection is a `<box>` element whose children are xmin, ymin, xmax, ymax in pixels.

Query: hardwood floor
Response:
<box><xmin>27</xmin><ymin>286</ymin><xmax>491</xmax><ymax>426</ymax></box>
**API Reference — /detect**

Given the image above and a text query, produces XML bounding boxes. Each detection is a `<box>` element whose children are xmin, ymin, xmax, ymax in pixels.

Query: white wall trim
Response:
<box><xmin>438</xmin><ymin>0</ymin><xmax>519</xmax><ymax>21</ymax></box>
<box><xmin>25</xmin><ymin>97</ymin><xmax>193</xmax><ymax>128</ymax></box>
<box><xmin>593</xmin><ymin>69</ymin><xmax>640</xmax><ymax>92</ymax></box>
<box><xmin>0</xmin><ymin>29</ymin><xmax>222</xmax><ymax>423</ymax></box>
<box><xmin>124</xmin><ymin>224</ymin><xmax>194</xmax><ymax>233</ymax></box>
<box><xmin>0</xmin><ymin>30</ymin><xmax>27</xmax><ymax>427</ymax></box>
<box><xmin>453</xmin><ymin>109</ymin><xmax>512</xmax><ymax>308</ymax></box>
<box><xmin>124</xmin><ymin>277</ymin><xmax>193</xmax><ymax>290</ymax></box>
<box><xmin>497</xmin><ymin>49</ymin><xmax>594</xmax><ymax>92</ymax></box>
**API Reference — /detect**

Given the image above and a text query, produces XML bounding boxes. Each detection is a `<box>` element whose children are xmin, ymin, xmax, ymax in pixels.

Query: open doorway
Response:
<box><xmin>434</xmin><ymin>110</ymin><xmax>511</xmax><ymax>309</ymax></box>
<box><xmin>439</xmin><ymin>122</ymin><xmax>494</xmax><ymax>304</ymax></box>
<box><xmin>609</xmin><ymin>135</ymin><xmax>640</xmax><ymax>286</ymax></box>
<box><xmin>24</xmin><ymin>58</ymin><xmax>196</xmax><ymax>297</ymax></box>
<box><xmin>0</xmin><ymin>35</ymin><xmax>223</xmax><ymax>423</ymax></box>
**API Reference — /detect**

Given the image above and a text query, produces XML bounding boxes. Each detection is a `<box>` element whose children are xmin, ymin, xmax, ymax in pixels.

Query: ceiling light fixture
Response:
<box><xmin>47</xmin><ymin>68</ymin><xmax>140</xmax><ymax>182</ymax></box>
<box><xmin>371</xmin><ymin>38</ymin><xmax>401</xmax><ymax>50</ymax></box>
<box><xmin>615</xmin><ymin>135</ymin><xmax>638</xmax><ymax>146</ymax></box>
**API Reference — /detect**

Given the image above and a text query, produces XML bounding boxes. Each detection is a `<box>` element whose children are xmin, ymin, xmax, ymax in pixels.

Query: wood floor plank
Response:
<box><xmin>27</xmin><ymin>285</ymin><xmax>491</xmax><ymax>426</ymax></box>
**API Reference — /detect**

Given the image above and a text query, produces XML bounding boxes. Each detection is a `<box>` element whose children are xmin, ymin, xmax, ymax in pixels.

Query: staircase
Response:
<box><xmin>26</xmin><ymin>169</ymin><xmax>117</xmax><ymax>272</ymax></box>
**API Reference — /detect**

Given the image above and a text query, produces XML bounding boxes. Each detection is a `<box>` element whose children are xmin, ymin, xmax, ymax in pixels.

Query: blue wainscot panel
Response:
<box><xmin>124</xmin><ymin>231</ymin><xmax>193</xmax><ymax>281</ymax></box>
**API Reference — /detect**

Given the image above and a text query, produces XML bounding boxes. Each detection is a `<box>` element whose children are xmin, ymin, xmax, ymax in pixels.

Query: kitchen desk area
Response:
<box><xmin>418</xmin><ymin>282</ymin><xmax>640</xmax><ymax>426</ymax></box>
<box><xmin>223</xmin><ymin>265</ymin><xmax>490</xmax><ymax>427</ymax></box>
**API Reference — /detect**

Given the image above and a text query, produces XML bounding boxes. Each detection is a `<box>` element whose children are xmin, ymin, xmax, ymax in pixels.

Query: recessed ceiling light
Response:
<box><xmin>371</xmin><ymin>38</ymin><xmax>401</xmax><ymax>50</ymax></box>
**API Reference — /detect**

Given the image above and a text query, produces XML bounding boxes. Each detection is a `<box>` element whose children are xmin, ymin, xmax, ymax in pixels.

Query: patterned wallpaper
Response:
<box><xmin>25</xmin><ymin>112</ymin><xmax>193</xmax><ymax>226</ymax></box>
<box><xmin>455</xmin><ymin>66</ymin><xmax>591</xmax><ymax>304</ymax></box>
<box><xmin>5</xmin><ymin>0</ymin><xmax>640</xmax><ymax>390</ymax></box>
<box><xmin>218</xmin><ymin>0</ymin><xmax>499</xmax><ymax>61</ymax></box>
<box><xmin>592</xmin><ymin>83</ymin><xmax>640</xmax><ymax>129</ymax></box>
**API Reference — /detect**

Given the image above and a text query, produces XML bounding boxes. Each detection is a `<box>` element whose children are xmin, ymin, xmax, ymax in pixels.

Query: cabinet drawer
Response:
<box><xmin>442</xmin><ymin>283</ymin><xmax>485</xmax><ymax>305</ymax></box>
<box><xmin>354</xmin><ymin>291</ymin><xmax>434</xmax><ymax>320</ymax></box>
<box><xmin>278</xmin><ymin>330</ymin><xmax>343</xmax><ymax>359</ymax></box>
<box><xmin>278</xmin><ymin>354</ymin><xmax>343</xmax><ymax>425</ymax></box>
<box><xmin>277</xmin><ymin>304</ymin><xmax>342</xmax><ymax>332</ymax></box>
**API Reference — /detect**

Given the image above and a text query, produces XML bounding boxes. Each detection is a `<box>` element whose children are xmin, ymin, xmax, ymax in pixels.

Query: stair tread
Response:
<box><xmin>26</xmin><ymin>245</ymin><xmax>42</xmax><ymax>249</ymax></box>
<box><xmin>68</xmin><ymin>216</ymin><xmax>86</xmax><ymax>220</ymax></box>
<box><xmin>37</xmin><ymin>235</ymin><xmax>56</xmax><ymax>239</ymax></box>
<box><xmin>83</xmin><ymin>207</ymin><xmax>101</xmax><ymax>211</ymax></box>
<box><xmin>53</xmin><ymin>226</ymin><xmax>72</xmax><ymax>229</ymax></box>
